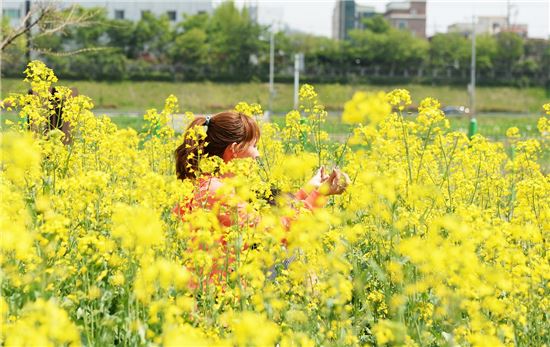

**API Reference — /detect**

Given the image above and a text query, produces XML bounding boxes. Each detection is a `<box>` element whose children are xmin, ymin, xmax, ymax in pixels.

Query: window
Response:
<box><xmin>167</xmin><ymin>10</ymin><xmax>176</xmax><ymax>21</ymax></box>
<box><xmin>398</xmin><ymin>20</ymin><xmax>408</xmax><ymax>29</ymax></box>
<box><xmin>3</xmin><ymin>8</ymin><xmax>21</xmax><ymax>19</ymax></box>
<box><xmin>114</xmin><ymin>10</ymin><xmax>124</xmax><ymax>20</ymax></box>
<box><xmin>411</xmin><ymin>8</ymin><xmax>417</xmax><ymax>15</ymax></box>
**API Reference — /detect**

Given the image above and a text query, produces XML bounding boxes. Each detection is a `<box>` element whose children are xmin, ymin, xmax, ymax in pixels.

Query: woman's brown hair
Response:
<box><xmin>175</xmin><ymin>111</ymin><xmax>260</xmax><ymax>180</ymax></box>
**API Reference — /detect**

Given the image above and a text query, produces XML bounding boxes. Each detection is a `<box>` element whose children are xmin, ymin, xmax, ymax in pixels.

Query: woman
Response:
<box><xmin>174</xmin><ymin>110</ymin><xmax>349</xmax><ymax>285</ymax></box>
<box><xmin>175</xmin><ymin>111</ymin><xmax>348</xmax><ymax>213</ymax></box>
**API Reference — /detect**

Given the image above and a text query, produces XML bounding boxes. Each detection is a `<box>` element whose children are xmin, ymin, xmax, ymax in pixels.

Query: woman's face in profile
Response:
<box><xmin>234</xmin><ymin>143</ymin><xmax>260</xmax><ymax>160</ymax></box>
<box><xmin>223</xmin><ymin>140</ymin><xmax>260</xmax><ymax>162</ymax></box>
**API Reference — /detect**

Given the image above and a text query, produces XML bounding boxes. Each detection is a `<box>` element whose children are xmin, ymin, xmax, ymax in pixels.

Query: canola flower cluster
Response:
<box><xmin>1</xmin><ymin>61</ymin><xmax>549</xmax><ymax>346</ymax></box>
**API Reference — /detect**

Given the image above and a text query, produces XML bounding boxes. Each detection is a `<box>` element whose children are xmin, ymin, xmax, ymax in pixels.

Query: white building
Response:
<box><xmin>2</xmin><ymin>0</ymin><xmax>213</xmax><ymax>27</ymax></box>
<box><xmin>448</xmin><ymin>16</ymin><xmax>528</xmax><ymax>38</ymax></box>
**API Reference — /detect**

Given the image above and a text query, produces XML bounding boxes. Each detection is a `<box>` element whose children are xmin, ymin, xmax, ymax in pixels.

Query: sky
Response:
<box><xmin>232</xmin><ymin>0</ymin><xmax>550</xmax><ymax>39</ymax></box>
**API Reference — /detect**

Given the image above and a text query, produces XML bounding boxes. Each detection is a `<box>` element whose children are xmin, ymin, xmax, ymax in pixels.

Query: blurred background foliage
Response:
<box><xmin>2</xmin><ymin>2</ymin><xmax>550</xmax><ymax>87</ymax></box>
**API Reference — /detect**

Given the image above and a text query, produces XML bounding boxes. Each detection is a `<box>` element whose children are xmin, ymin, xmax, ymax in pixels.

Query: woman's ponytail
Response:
<box><xmin>175</xmin><ymin>116</ymin><xmax>209</xmax><ymax>180</ymax></box>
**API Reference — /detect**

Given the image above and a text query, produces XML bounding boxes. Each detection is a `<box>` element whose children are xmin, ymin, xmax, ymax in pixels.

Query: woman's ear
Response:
<box><xmin>230</xmin><ymin>142</ymin><xmax>238</xmax><ymax>156</ymax></box>
<box><xmin>223</xmin><ymin>142</ymin><xmax>239</xmax><ymax>162</ymax></box>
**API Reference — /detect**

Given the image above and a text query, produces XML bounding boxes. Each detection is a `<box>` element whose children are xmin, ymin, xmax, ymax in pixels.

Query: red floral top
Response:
<box><xmin>173</xmin><ymin>176</ymin><xmax>325</xmax><ymax>287</ymax></box>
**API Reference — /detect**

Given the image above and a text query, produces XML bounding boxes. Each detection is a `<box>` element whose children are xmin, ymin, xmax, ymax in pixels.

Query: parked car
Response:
<box><xmin>442</xmin><ymin>105</ymin><xmax>470</xmax><ymax>115</ymax></box>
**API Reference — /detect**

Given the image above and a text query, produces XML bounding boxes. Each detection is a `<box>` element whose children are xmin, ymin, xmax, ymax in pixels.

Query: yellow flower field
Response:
<box><xmin>1</xmin><ymin>61</ymin><xmax>549</xmax><ymax>346</ymax></box>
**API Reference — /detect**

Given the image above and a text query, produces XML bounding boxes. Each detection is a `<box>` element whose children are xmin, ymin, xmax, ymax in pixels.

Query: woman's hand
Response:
<box><xmin>320</xmin><ymin>168</ymin><xmax>350</xmax><ymax>195</ymax></box>
<box><xmin>306</xmin><ymin>166</ymin><xmax>330</xmax><ymax>189</ymax></box>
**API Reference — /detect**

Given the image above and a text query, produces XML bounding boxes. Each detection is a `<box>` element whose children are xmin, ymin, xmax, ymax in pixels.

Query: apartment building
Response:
<box><xmin>384</xmin><ymin>0</ymin><xmax>426</xmax><ymax>38</ymax></box>
<box><xmin>332</xmin><ymin>0</ymin><xmax>376</xmax><ymax>40</ymax></box>
<box><xmin>333</xmin><ymin>0</ymin><xmax>426</xmax><ymax>40</ymax></box>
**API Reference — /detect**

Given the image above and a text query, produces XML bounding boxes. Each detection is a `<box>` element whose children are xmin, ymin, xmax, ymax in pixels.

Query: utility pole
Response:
<box><xmin>268</xmin><ymin>27</ymin><xmax>275</xmax><ymax>120</ymax></box>
<box><xmin>470</xmin><ymin>16</ymin><xmax>476</xmax><ymax>117</ymax></box>
<box><xmin>506</xmin><ymin>0</ymin><xmax>511</xmax><ymax>30</ymax></box>
<box><xmin>25</xmin><ymin>0</ymin><xmax>31</xmax><ymax>62</ymax></box>
<box><xmin>293</xmin><ymin>53</ymin><xmax>304</xmax><ymax>110</ymax></box>
<box><xmin>468</xmin><ymin>15</ymin><xmax>477</xmax><ymax>138</ymax></box>
<box><xmin>293</xmin><ymin>54</ymin><xmax>299</xmax><ymax>109</ymax></box>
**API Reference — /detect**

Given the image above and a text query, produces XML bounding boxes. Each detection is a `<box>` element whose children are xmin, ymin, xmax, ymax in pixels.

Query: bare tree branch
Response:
<box><xmin>34</xmin><ymin>46</ymin><xmax>115</xmax><ymax>57</ymax></box>
<box><xmin>35</xmin><ymin>5</ymin><xmax>100</xmax><ymax>38</ymax></box>
<box><xmin>1</xmin><ymin>3</ymin><xmax>52</xmax><ymax>51</ymax></box>
<box><xmin>1</xmin><ymin>1</ymin><xmax>99</xmax><ymax>51</ymax></box>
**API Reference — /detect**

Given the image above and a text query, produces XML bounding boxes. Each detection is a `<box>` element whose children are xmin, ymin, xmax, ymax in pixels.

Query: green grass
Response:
<box><xmin>0</xmin><ymin>113</ymin><xmax>147</xmax><ymax>133</ymax></box>
<box><xmin>2</xmin><ymin>78</ymin><xmax>548</xmax><ymax>114</ymax></box>
<box><xmin>108</xmin><ymin>116</ymin><xmax>145</xmax><ymax>131</ymax></box>
<box><xmin>2</xmin><ymin>112</ymin><xmax>542</xmax><ymax>140</ymax></box>
<box><xmin>447</xmin><ymin>114</ymin><xmax>541</xmax><ymax>139</ymax></box>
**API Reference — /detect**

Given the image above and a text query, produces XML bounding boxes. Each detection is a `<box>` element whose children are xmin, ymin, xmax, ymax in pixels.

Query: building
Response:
<box><xmin>2</xmin><ymin>0</ymin><xmax>213</xmax><ymax>27</ymax></box>
<box><xmin>332</xmin><ymin>0</ymin><xmax>376</xmax><ymax>40</ymax></box>
<box><xmin>384</xmin><ymin>0</ymin><xmax>426</xmax><ymax>38</ymax></box>
<box><xmin>332</xmin><ymin>0</ymin><xmax>425</xmax><ymax>40</ymax></box>
<box><xmin>332</xmin><ymin>0</ymin><xmax>357</xmax><ymax>40</ymax></box>
<box><xmin>505</xmin><ymin>24</ymin><xmax>528</xmax><ymax>38</ymax></box>
<box><xmin>244</xmin><ymin>1</ymin><xmax>259</xmax><ymax>24</ymax></box>
<box><xmin>355</xmin><ymin>4</ymin><xmax>377</xmax><ymax>30</ymax></box>
<box><xmin>448</xmin><ymin>16</ymin><xmax>528</xmax><ymax>38</ymax></box>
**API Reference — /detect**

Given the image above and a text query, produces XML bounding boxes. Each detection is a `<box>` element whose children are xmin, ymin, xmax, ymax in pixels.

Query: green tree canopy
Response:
<box><xmin>207</xmin><ymin>1</ymin><xmax>262</xmax><ymax>79</ymax></box>
<box><xmin>130</xmin><ymin>11</ymin><xmax>171</xmax><ymax>61</ymax></box>
<box><xmin>429</xmin><ymin>33</ymin><xmax>469</xmax><ymax>69</ymax></box>
<box><xmin>475</xmin><ymin>34</ymin><xmax>497</xmax><ymax>71</ymax></box>
<box><xmin>495</xmin><ymin>32</ymin><xmax>524</xmax><ymax>70</ymax></box>
<box><xmin>171</xmin><ymin>28</ymin><xmax>208</xmax><ymax>66</ymax></box>
<box><xmin>177</xmin><ymin>12</ymin><xmax>209</xmax><ymax>32</ymax></box>
<box><xmin>362</xmin><ymin>15</ymin><xmax>390</xmax><ymax>34</ymax></box>
<box><xmin>348</xmin><ymin>18</ymin><xmax>428</xmax><ymax>67</ymax></box>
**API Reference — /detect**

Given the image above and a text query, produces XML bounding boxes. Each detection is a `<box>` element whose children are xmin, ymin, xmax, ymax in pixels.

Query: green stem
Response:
<box><xmin>415</xmin><ymin>124</ymin><xmax>433</xmax><ymax>183</ymax></box>
<box><xmin>398</xmin><ymin>111</ymin><xmax>413</xmax><ymax>186</ymax></box>
<box><xmin>469</xmin><ymin>153</ymin><xmax>483</xmax><ymax>205</ymax></box>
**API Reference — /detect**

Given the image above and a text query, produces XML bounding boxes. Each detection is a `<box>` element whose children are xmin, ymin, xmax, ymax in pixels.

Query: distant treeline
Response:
<box><xmin>2</xmin><ymin>2</ymin><xmax>550</xmax><ymax>87</ymax></box>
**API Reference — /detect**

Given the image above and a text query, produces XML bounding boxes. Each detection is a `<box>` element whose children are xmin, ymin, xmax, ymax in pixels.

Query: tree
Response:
<box><xmin>171</xmin><ymin>28</ymin><xmax>208</xmax><ymax>64</ymax></box>
<box><xmin>177</xmin><ymin>12</ymin><xmax>209</xmax><ymax>32</ymax></box>
<box><xmin>386</xmin><ymin>29</ymin><xmax>428</xmax><ymax>67</ymax></box>
<box><xmin>206</xmin><ymin>2</ymin><xmax>261</xmax><ymax>80</ymax></box>
<box><xmin>495</xmin><ymin>32</ymin><xmax>524</xmax><ymax>77</ymax></box>
<box><xmin>362</xmin><ymin>15</ymin><xmax>390</xmax><ymax>34</ymax></box>
<box><xmin>105</xmin><ymin>19</ymin><xmax>135</xmax><ymax>57</ymax></box>
<box><xmin>307</xmin><ymin>36</ymin><xmax>343</xmax><ymax>70</ymax></box>
<box><xmin>1</xmin><ymin>2</ymin><xmax>98</xmax><ymax>54</ymax></box>
<box><xmin>347</xmin><ymin>18</ymin><xmax>428</xmax><ymax>69</ymax></box>
<box><xmin>170</xmin><ymin>12</ymin><xmax>211</xmax><ymax>78</ymax></box>
<box><xmin>129</xmin><ymin>11</ymin><xmax>171</xmax><ymax>62</ymax></box>
<box><xmin>475</xmin><ymin>34</ymin><xmax>497</xmax><ymax>72</ymax></box>
<box><xmin>523</xmin><ymin>38</ymin><xmax>549</xmax><ymax>70</ymax></box>
<box><xmin>270</xmin><ymin>32</ymin><xmax>343</xmax><ymax>76</ymax></box>
<box><xmin>541</xmin><ymin>43</ymin><xmax>550</xmax><ymax>86</ymax></box>
<box><xmin>347</xmin><ymin>29</ymin><xmax>381</xmax><ymax>64</ymax></box>
<box><xmin>170</xmin><ymin>28</ymin><xmax>209</xmax><ymax>79</ymax></box>
<box><xmin>39</xmin><ymin>8</ymin><xmax>129</xmax><ymax>80</ymax></box>
<box><xmin>2</xmin><ymin>14</ymin><xmax>28</xmax><ymax>74</ymax></box>
<box><xmin>66</xmin><ymin>7</ymin><xmax>109</xmax><ymax>48</ymax></box>
<box><xmin>429</xmin><ymin>33</ymin><xmax>469</xmax><ymax>70</ymax></box>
